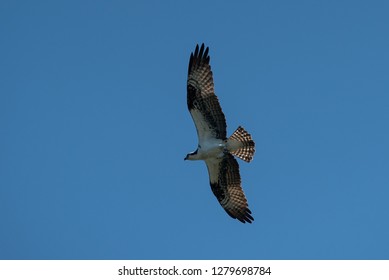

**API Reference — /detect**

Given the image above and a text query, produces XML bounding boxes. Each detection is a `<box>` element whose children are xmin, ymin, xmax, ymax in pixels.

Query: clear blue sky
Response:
<box><xmin>1</xmin><ymin>0</ymin><xmax>388</xmax><ymax>260</ymax></box>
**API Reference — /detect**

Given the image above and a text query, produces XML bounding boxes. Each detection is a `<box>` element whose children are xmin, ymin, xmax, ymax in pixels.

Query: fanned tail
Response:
<box><xmin>227</xmin><ymin>126</ymin><xmax>255</xmax><ymax>162</ymax></box>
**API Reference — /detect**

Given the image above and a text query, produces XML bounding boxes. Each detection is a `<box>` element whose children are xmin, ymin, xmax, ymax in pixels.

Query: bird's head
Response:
<box><xmin>184</xmin><ymin>149</ymin><xmax>198</xmax><ymax>161</ymax></box>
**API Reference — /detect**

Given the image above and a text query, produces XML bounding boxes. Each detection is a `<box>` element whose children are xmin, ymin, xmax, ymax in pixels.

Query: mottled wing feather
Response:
<box><xmin>187</xmin><ymin>44</ymin><xmax>227</xmax><ymax>141</ymax></box>
<box><xmin>205</xmin><ymin>154</ymin><xmax>254</xmax><ymax>223</ymax></box>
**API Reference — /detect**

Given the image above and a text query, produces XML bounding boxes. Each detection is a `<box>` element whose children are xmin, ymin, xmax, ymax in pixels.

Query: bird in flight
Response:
<box><xmin>185</xmin><ymin>44</ymin><xmax>255</xmax><ymax>223</ymax></box>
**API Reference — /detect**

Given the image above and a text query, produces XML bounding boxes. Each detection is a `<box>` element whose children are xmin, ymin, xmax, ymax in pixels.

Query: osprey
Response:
<box><xmin>185</xmin><ymin>44</ymin><xmax>255</xmax><ymax>223</ymax></box>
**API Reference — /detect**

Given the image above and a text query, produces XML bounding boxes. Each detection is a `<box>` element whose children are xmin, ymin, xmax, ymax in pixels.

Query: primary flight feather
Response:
<box><xmin>185</xmin><ymin>44</ymin><xmax>255</xmax><ymax>224</ymax></box>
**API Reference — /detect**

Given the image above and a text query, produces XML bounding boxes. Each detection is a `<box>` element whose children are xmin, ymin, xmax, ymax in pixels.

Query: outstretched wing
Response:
<box><xmin>187</xmin><ymin>43</ymin><xmax>227</xmax><ymax>142</ymax></box>
<box><xmin>205</xmin><ymin>154</ymin><xmax>254</xmax><ymax>223</ymax></box>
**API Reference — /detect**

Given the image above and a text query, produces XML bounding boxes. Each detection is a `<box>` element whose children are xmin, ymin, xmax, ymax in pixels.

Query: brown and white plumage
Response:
<box><xmin>185</xmin><ymin>44</ymin><xmax>256</xmax><ymax>224</ymax></box>
<box><xmin>187</xmin><ymin>44</ymin><xmax>226</xmax><ymax>141</ymax></box>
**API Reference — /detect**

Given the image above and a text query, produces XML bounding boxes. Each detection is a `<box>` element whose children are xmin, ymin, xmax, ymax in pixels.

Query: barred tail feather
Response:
<box><xmin>227</xmin><ymin>126</ymin><xmax>255</xmax><ymax>162</ymax></box>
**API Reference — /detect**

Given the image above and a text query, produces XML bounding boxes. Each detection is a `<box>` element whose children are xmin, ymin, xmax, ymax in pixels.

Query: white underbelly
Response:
<box><xmin>198</xmin><ymin>139</ymin><xmax>225</xmax><ymax>159</ymax></box>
